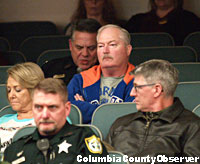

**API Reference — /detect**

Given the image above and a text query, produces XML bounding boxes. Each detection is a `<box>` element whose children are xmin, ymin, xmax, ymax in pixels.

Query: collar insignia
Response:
<box><xmin>12</xmin><ymin>156</ymin><xmax>25</xmax><ymax>164</ymax></box>
<box><xmin>17</xmin><ymin>151</ymin><xmax>24</xmax><ymax>157</ymax></box>
<box><xmin>53</xmin><ymin>74</ymin><xmax>65</xmax><ymax>79</ymax></box>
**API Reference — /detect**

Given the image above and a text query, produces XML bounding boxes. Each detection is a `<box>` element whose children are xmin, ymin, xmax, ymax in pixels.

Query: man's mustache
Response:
<box><xmin>39</xmin><ymin>120</ymin><xmax>55</xmax><ymax>124</ymax></box>
<box><xmin>102</xmin><ymin>54</ymin><xmax>113</xmax><ymax>60</ymax></box>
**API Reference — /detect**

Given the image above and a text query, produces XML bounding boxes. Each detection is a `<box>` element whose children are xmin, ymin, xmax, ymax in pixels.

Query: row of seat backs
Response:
<box><xmin>0</xmin><ymin>21</ymin><xmax>59</xmax><ymax>50</ymax></box>
<box><xmin>1</xmin><ymin>62</ymin><xmax>200</xmax><ymax>84</ymax></box>
<box><xmin>0</xmin><ymin>39</ymin><xmax>198</xmax><ymax>65</ymax></box>
<box><xmin>1</xmin><ymin>81</ymin><xmax>200</xmax><ymax>112</ymax></box>
<box><xmin>0</xmin><ymin>37</ymin><xmax>11</xmax><ymax>51</ymax></box>
<box><xmin>1</xmin><ymin>31</ymin><xmax>200</xmax><ymax>62</ymax></box>
<box><xmin>0</xmin><ymin>45</ymin><xmax>198</xmax><ymax>65</ymax></box>
<box><xmin>38</xmin><ymin>46</ymin><xmax>198</xmax><ymax>67</ymax></box>
<box><xmin>1</xmin><ymin>96</ymin><xmax>200</xmax><ymax>142</ymax></box>
<box><xmin>0</xmin><ymin>31</ymin><xmax>173</xmax><ymax>52</ymax></box>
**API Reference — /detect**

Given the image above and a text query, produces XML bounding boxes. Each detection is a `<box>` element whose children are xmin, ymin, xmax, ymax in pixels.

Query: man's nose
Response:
<box><xmin>82</xmin><ymin>48</ymin><xmax>89</xmax><ymax>57</ymax></box>
<box><xmin>130</xmin><ymin>87</ymin><xmax>137</xmax><ymax>97</ymax></box>
<box><xmin>41</xmin><ymin>107</ymin><xmax>50</xmax><ymax>119</ymax></box>
<box><xmin>103</xmin><ymin>45</ymin><xmax>110</xmax><ymax>54</ymax></box>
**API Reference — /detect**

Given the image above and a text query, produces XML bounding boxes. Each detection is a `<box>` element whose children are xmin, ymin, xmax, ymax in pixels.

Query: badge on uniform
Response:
<box><xmin>58</xmin><ymin>140</ymin><xmax>72</xmax><ymax>154</ymax></box>
<box><xmin>85</xmin><ymin>135</ymin><xmax>102</xmax><ymax>154</ymax></box>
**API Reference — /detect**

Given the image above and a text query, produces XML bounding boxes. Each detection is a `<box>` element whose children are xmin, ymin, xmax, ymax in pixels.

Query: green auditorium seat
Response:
<box><xmin>130</xmin><ymin>32</ymin><xmax>175</xmax><ymax>48</ymax></box>
<box><xmin>19</xmin><ymin>35</ymin><xmax>70</xmax><ymax>62</ymax></box>
<box><xmin>91</xmin><ymin>103</ymin><xmax>137</xmax><ymax>140</ymax></box>
<box><xmin>130</xmin><ymin>46</ymin><xmax>198</xmax><ymax>66</ymax></box>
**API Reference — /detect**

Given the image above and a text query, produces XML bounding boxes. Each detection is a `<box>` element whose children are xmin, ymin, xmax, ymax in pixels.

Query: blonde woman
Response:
<box><xmin>0</xmin><ymin>62</ymin><xmax>44</xmax><ymax>151</ymax></box>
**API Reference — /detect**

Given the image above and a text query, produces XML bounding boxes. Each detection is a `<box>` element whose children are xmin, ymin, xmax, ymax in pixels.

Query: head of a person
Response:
<box><xmin>69</xmin><ymin>18</ymin><xmax>101</xmax><ymax>71</ymax></box>
<box><xmin>97</xmin><ymin>24</ymin><xmax>132</xmax><ymax>70</ymax></box>
<box><xmin>130</xmin><ymin>59</ymin><xmax>179</xmax><ymax>112</ymax></box>
<box><xmin>149</xmin><ymin>0</ymin><xmax>183</xmax><ymax>11</ymax></box>
<box><xmin>6</xmin><ymin>62</ymin><xmax>44</xmax><ymax>113</ymax></box>
<box><xmin>32</xmin><ymin>78</ymin><xmax>71</xmax><ymax>136</ymax></box>
<box><xmin>71</xmin><ymin>0</ymin><xmax>116</xmax><ymax>24</ymax></box>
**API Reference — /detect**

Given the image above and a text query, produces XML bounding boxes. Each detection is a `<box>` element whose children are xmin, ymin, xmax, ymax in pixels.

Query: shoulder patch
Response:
<box><xmin>85</xmin><ymin>135</ymin><xmax>102</xmax><ymax>154</ymax></box>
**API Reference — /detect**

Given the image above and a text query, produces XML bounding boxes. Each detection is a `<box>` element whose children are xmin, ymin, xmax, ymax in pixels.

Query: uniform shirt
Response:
<box><xmin>4</xmin><ymin>122</ymin><xmax>109</xmax><ymax>164</ymax></box>
<box><xmin>42</xmin><ymin>56</ymin><xmax>77</xmax><ymax>85</ymax></box>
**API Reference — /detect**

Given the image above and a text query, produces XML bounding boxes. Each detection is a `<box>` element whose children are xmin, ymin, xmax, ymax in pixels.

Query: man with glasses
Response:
<box><xmin>106</xmin><ymin>59</ymin><xmax>200</xmax><ymax>163</ymax></box>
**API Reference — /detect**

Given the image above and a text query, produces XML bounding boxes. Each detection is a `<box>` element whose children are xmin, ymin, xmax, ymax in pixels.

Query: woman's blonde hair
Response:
<box><xmin>7</xmin><ymin>62</ymin><xmax>45</xmax><ymax>96</ymax></box>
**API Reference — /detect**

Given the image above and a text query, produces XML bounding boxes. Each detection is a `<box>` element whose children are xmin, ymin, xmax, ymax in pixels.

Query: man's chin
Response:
<box><xmin>39</xmin><ymin>126</ymin><xmax>56</xmax><ymax>136</ymax></box>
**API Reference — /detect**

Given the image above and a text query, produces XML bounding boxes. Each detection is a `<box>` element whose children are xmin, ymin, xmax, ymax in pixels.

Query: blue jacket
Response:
<box><xmin>67</xmin><ymin>63</ymin><xmax>135</xmax><ymax>123</ymax></box>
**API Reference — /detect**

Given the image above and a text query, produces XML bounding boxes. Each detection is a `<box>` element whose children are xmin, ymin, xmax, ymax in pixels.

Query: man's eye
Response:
<box><xmin>48</xmin><ymin>105</ymin><xmax>57</xmax><ymax>111</ymax></box>
<box><xmin>34</xmin><ymin>105</ymin><xmax>42</xmax><ymax>110</ymax></box>
<box><xmin>89</xmin><ymin>46</ymin><xmax>96</xmax><ymax>51</ymax></box>
<box><xmin>110</xmin><ymin>43</ymin><xmax>117</xmax><ymax>47</ymax></box>
<box><xmin>98</xmin><ymin>45</ymin><xmax>104</xmax><ymax>48</ymax></box>
<box><xmin>76</xmin><ymin>46</ymin><xmax>83</xmax><ymax>50</ymax></box>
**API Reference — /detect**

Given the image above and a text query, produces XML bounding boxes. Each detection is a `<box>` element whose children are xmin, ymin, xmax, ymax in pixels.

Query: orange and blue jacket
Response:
<box><xmin>67</xmin><ymin>63</ymin><xmax>135</xmax><ymax>124</ymax></box>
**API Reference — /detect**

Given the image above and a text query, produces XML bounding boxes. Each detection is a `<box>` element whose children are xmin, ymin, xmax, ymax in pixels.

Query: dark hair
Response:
<box><xmin>71</xmin><ymin>0</ymin><xmax>117</xmax><ymax>24</ymax></box>
<box><xmin>70</xmin><ymin>18</ymin><xmax>101</xmax><ymax>39</ymax></box>
<box><xmin>149</xmin><ymin>0</ymin><xmax>183</xmax><ymax>10</ymax></box>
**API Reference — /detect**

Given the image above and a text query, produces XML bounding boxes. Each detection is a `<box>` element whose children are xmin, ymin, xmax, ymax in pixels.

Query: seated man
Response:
<box><xmin>4</xmin><ymin>78</ymin><xmax>109</xmax><ymax>164</ymax></box>
<box><xmin>68</xmin><ymin>24</ymin><xmax>135</xmax><ymax>124</ymax></box>
<box><xmin>106</xmin><ymin>59</ymin><xmax>200</xmax><ymax>163</ymax></box>
<box><xmin>42</xmin><ymin>18</ymin><xmax>101</xmax><ymax>85</ymax></box>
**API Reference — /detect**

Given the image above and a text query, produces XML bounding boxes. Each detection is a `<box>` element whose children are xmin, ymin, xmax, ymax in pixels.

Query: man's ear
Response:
<box><xmin>153</xmin><ymin>84</ymin><xmax>163</xmax><ymax>98</ymax></box>
<box><xmin>65</xmin><ymin>101</ymin><xmax>71</xmax><ymax>117</ymax></box>
<box><xmin>127</xmin><ymin>44</ymin><xmax>132</xmax><ymax>57</ymax></box>
<box><xmin>69</xmin><ymin>39</ymin><xmax>72</xmax><ymax>51</ymax></box>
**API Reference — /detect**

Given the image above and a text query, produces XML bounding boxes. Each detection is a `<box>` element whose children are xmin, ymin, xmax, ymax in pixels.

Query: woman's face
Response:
<box><xmin>7</xmin><ymin>76</ymin><xmax>32</xmax><ymax>112</ymax></box>
<box><xmin>154</xmin><ymin>0</ymin><xmax>175</xmax><ymax>10</ymax></box>
<box><xmin>84</xmin><ymin>0</ymin><xmax>105</xmax><ymax>16</ymax></box>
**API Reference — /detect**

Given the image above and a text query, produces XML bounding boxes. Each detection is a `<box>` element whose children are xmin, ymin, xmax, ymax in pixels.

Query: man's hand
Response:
<box><xmin>74</xmin><ymin>93</ymin><xmax>85</xmax><ymax>101</ymax></box>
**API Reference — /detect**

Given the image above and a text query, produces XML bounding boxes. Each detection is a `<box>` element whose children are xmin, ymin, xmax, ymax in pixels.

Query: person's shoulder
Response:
<box><xmin>111</xmin><ymin>112</ymin><xmax>138</xmax><ymax>129</ymax></box>
<box><xmin>175</xmin><ymin>9</ymin><xmax>200</xmax><ymax>21</ymax></box>
<box><xmin>69</xmin><ymin>124</ymin><xmax>94</xmax><ymax>135</ymax></box>
<box><xmin>0</xmin><ymin>114</ymin><xmax>17</xmax><ymax>124</ymax></box>
<box><xmin>5</xmin><ymin>134</ymin><xmax>32</xmax><ymax>152</ymax></box>
<box><xmin>181</xmin><ymin>9</ymin><xmax>199</xmax><ymax>17</ymax></box>
<box><xmin>180</xmin><ymin>108</ymin><xmax>200</xmax><ymax>123</ymax></box>
<box><xmin>128</xmin><ymin>11</ymin><xmax>152</xmax><ymax>21</ymax></box>
<box><xmin>42</xmin><ymin>56</ymin><xmax>74</xmax><ymax>68</ymax></box>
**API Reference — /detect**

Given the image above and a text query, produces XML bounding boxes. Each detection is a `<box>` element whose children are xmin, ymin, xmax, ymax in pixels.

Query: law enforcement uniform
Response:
<box><xmin>4</xmin><ymin>122</ymin><xmax>109</xmax><ymax>164</ymax></box>
<box><xmin>41</xmin><ymin>56</ymin><xmax>77</xmax><ymax>85</ymax></box>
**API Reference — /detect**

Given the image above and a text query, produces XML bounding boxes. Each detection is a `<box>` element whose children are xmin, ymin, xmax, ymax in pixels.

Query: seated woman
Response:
<box><xmin>64</xmin><ymin>0</ymin><xmax>123</xmax><ymax>35</ymax></box>
<box><xmin>126</xmin><ymin>0</ymin><xmax>200</xmax><ymax>45</ymax></box>
<box><xmin>0</xmin><ymin>62</ymin><xmax>44</xmax><ymax>152</ymax></box>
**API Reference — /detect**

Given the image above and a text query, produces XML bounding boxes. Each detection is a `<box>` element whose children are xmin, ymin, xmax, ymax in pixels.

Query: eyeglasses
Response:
<box><xmin>133</xmin><ymin>83</ymin><xmax>155</xmax><ymax>92</ymax></box>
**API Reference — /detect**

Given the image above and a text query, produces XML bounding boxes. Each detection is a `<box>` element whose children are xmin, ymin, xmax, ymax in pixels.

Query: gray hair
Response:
<box><xmin>131</xmin><ymin>59</ymin><xmax>179</xmax><ymax>97</ymax></box>
<box><xmin>97</xmin><ymin>24</ymin><xmax>131</xmax><ymax>45</ymax></box>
